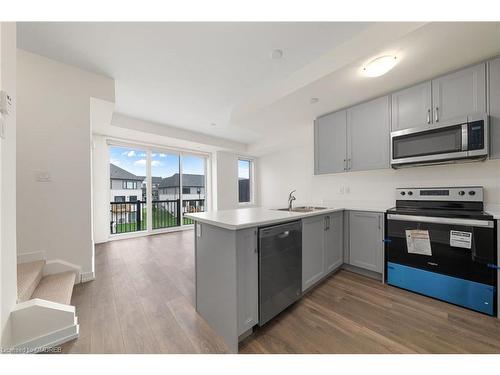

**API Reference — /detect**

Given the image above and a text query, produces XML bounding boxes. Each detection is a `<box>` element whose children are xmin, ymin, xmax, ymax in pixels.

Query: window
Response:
<box><xmin>123</xmin><ymin>180</ymin><xmax>137</xmax><ymax>189</ymax></box>
<box><xmin>238</xmin><ymin>159</ymin><xmax>252</xmax><ymax>203</ymax></box>
<box><xmin>109</xmin><ymin>143</ymin><xmax>207</xmax><ymax>235</ymax></box>
<box><xmin>109</xmin><ymin>145</ymin><xmax>147</xmax><ymax>234</ymax></box>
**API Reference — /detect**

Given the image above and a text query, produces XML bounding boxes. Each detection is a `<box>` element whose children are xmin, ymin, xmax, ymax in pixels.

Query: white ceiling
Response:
<box><xmin>17</xmin><ymin>22</ymin><xmax>500</xmax><ymax>154</ymax></box>
<box><xmin>17</xmin><ymin>22</ymin><xmax>373</xmax><ymax>143</ymax></box>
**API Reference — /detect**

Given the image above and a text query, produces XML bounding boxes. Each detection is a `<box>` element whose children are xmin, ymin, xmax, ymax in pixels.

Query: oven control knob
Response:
<box><xmin>400</xmin><ymin>191</ymin><xmax>406</xmax><ymax>196</ymax></box>
<box><xmin>469</xmin><ymin>190</ymin><xmax>476</xmax><ymax>196</ymax></box>
<box><xmin>408</xmin><ymin>191</ymin><xmax>413</xmax><ymax>196</ymax></box>
<box><xmin>458</xmin><ymin>191</ymin><xmax>465</xmax><ymax>196</ymax></box>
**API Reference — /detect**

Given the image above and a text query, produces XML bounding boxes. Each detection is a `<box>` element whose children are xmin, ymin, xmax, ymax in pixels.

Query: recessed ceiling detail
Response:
<box><xmin>17</xmin><ymin>22</ymin><xmax>500</xmax><ymax>154</ymax></box>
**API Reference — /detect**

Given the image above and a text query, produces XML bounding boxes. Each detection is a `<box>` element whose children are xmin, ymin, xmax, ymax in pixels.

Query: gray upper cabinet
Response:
<box><xmin>302</xmin><ymin>215</ymin><xmax>326</xmax><ymax>291</ymax></box>
<box><xmin>348</xmin><ymin>211</ymin><xmax>384</xmax><ymax>274</ymax></box>
<box><xmin>314</xmin><ymin>110</ymin><xmax>347</xmax><ymax>174</ymax></box>
<box><xmin>347</xmin><ymin>96</ymin><xmax>390</xmax><ymax>171</ymax></box>
<box><xmin>489</xmin><ymin>57</ymin><xmax>500</xmax><ymax>159</ymax></box>
<box><xmin>325</xmin><ymin>212</ymin><xmax>343</xmax><ymax>273</ymax></box>
<box><xmin>314</xmin><ymin>60</ymin><xmax>490</xmax><ymax>174</ymax></box>
<box><xmin>431</xmin><ymin>63</ymin><xmax>486</xmax><ymax>123</ymax></box>
<box><xmin>391</xmin><ymin>81</ymin><xmax>432</xmax><ymax>131</ymax></box>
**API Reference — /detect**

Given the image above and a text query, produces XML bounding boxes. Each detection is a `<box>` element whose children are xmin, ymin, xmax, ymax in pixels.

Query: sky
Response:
<box><xmin>238</xmin><ymin>159</ymin><xmax>250</xmax><ymax>179</ymax></box>
<box><xmin>109</xmin><ymin>146</ymin><xmax>205</xmax><ymax>178</ymax></box>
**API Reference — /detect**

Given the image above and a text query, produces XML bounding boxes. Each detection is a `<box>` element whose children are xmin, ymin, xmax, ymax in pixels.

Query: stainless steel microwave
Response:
<box><xmin>390</xmin><ymin>114</ymin><xmax>488</xmax><ymax>168</ymax></box>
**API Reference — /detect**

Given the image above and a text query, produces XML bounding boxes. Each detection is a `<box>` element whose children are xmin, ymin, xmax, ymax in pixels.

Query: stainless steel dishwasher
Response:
<box><xmin>258</xmin><ymin>220</ymin><xmax>302</xmax><ymax>326</ymax></box>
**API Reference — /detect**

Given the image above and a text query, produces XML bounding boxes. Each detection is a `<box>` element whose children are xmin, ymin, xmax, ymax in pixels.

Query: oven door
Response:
<box><xmin>386</xmin><ymin>214</ymin><xmax>496</xmax><ymax>315</ymax></box>
<box><xmin>386</xmin><ymin>214</ymin><xmax>496</xmax><ymax>285</ymax></box>
<box><xmin>391</xmin><ymin>121</ymin><xmax>468</xmax><ymax>166</ymax></box>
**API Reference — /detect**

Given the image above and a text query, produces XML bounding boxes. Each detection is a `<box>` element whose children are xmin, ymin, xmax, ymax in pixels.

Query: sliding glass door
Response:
<box><xmin>108</xmin><ymin>143</ymin><xmax>207</xmax><ymax>235</ymax></box>
<box><xmin>181</xmin><ymin>155</ymin><xmax>206</xmax><ymax>225</ymax></box>
<box><xmin>108</xmin><ymin>145</ymin><xmax>147</xmax><ymax>234</ymax></box>
<box><xmin>152</xmin><ymin>152</ymin><xmax>180</xmax><ymax>230</ymax></box>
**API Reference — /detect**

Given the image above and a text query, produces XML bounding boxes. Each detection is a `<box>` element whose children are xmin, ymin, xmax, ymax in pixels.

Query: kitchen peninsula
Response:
<box><xmin>185</xmin><ymin>205</ymin><xmax>387</xmax><ymax>353</ymax></box>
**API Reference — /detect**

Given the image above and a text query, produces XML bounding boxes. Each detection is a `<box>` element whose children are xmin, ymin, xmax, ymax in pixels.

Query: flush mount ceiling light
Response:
<box><xmin>310</xmin><ymin>98</ymin><xmax>319</xmax><ymax>104</ymax></box>
<box><xmin>362</xmin><ymin>55</ymin><xmax>398</xmax><ymax>77</ymax></box>
<box><xmin>270</xmin><ymin>49</ymin><xmax>283</xmax><ymax>60</ymax></box>
<box><xmin>210</xmin><ymin>123</ymin><xmax>217</xmax><ymax>127</ymax></box>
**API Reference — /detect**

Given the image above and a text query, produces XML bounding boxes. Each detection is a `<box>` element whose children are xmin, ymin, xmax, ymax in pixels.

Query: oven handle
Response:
<box><xmin>387</xmin><ymin>214</ymin><xmax>494</xmax><ymax>228</ymax></box>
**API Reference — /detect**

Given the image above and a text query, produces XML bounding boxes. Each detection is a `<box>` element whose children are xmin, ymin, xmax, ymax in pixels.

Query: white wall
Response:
<box><xmin>259</xmin><ymin>126</ymin><xmax>500</xmax><ymax>209</ymax></box>
<box><xmin>0</xmin><ymin>22</ymin><xmax>17</xmax><ymax>347</ymax></box>
<box><xmin>213</xmin><ymin>151</ymin><xmax>259</xmax><ymax>210</ymax></box>
<box><xmin>92</xmin><ymin>135</ymin><xmax>110</xmax><ymax>244</ymax></box>
<box><xmin>17</xmin><ymin>50</ymin><xmax>115</xmax><ymax>276</ymax></box>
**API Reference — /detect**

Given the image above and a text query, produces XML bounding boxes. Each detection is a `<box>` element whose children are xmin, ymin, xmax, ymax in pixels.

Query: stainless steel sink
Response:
<box><xmin>276</xmin><ymin>206</ymin><xmax>327</xmax><ymax>213</ymax></box>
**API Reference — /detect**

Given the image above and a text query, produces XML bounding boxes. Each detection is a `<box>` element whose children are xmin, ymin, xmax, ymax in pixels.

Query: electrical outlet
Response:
<box><xmin>339</xmin><ymin>186</ymin><xmax>345</xmax><ymax>194</ymax></box>
<box><xmin>345</xmin><ymin>186</ymin><xmax>351</xmax><ymax>194</ymax></box>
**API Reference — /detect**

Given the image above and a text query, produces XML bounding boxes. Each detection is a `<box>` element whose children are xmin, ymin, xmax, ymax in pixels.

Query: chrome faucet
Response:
<box><xmin>288</xmin><ymin>190</ymin><xmax>296</xmax><ymax>211</ymax></box>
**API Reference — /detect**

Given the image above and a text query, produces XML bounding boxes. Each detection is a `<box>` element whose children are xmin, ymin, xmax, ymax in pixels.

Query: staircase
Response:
<box><xmin>17</xmin><ymin>260</ymin><xmax>76</xmax><ymax>305</ymax></box>
<box><xmin>10</xmin><ymin>260</ymin><xmax>79</xmax><ymax>352</ymax></box>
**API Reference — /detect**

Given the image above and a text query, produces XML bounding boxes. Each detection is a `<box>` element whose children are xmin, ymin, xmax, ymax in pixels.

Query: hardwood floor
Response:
<box><xmin>62</xmin><ymin>230</ymin><xmax>500</xmax><ymax>354</ymax></box>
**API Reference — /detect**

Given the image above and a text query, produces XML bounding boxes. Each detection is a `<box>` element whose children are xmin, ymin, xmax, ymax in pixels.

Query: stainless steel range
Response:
<box><xmin>385</xmin><ymin>186</ymin><xmax>497</xmax><ymax>315</ymax></box>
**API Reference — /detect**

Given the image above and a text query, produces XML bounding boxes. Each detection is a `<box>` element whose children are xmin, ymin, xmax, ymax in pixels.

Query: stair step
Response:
<box><xmin>31</xmin><ymin>271</ymin><xmax>76</xmax><ymax>305</ymax></box>
<box><xmin>17</xmin><ymin>260</ymin><xmax>45</xmax><ymax>303</ymax></box>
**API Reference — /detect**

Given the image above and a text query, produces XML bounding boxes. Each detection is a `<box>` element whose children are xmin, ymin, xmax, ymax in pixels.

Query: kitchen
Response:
<box><xmin>4</xmin><ymin>16</ymin><xmax>500</xmax><ymax>373</ymax></box>
<box><xmin>187</xmin><ymin>52</ymin><xmax>500</xmax><ymax>353</ymax></box>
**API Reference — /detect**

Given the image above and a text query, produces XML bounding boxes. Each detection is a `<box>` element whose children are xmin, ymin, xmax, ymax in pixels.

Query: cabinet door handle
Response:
<box><xmin>435</xmin><ymin>107</ymin><xmax>439</xmax><ymax>122</ymax></box>
<box><xmin>378</xmin><ymin>215</ymin><xmax>382</xmax><ymax>230</ymax></box>
<box><xmin>427</xmin><ymin>108</ymin><xmax>431</xmax><ymax>124</ymax></box>
<box><xmin>343</xmin><ymin>159</ymin><xmax>346</xmax><ymax>171</ymax></box>
<box><xmin>348</xmin><ymin>158</ymin><xmax>351</xmax><ymax>170</ymax></box>
<box><xmin>327</xmin><ymin>216</ymin><xmax>330</xmax><ymax>230</ymax></box>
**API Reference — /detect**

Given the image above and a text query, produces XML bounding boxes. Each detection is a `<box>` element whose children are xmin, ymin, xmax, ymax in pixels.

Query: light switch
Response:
<box><xmin>36</xmin><ymin>171</ymin><xmax>51</xmax><ymax>182</ymax></box>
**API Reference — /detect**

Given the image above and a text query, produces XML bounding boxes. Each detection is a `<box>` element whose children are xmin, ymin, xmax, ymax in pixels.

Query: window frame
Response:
<box><xmin>237</xmin><ymin>157</ymin><xmax>254</xmax><ymax>205</ymax></box>
<box><xmin>107</xmin><ymin>139</ymin><xmax>210</xmax><ymax>239</ymax></box>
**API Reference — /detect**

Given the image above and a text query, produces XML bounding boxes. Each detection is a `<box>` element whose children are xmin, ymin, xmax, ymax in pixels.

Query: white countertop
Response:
<box><xmin>185</xmin><ymin>204</ymin><xmax>390</xmax><ymax>230</ymax></box>
<box><xmin>485</xmin><ymin>204</ymin><xmax>500</xmax><ymax>220</ymax></box>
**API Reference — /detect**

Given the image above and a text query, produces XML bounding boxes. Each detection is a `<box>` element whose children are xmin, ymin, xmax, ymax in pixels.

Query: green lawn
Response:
<box><xmin>114</xmin><ymin>207</ymin><xmax>194</xmax><ymax>234</ymax></box>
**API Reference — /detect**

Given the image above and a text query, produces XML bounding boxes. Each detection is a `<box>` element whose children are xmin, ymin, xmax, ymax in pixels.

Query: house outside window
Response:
<box><xmin>129</xmin><ymin>196</ymin><xmax>138</xmax><ymax>202</ymax></box>
<box><xmin>114</xmin><ymin>196</ymin><xmax>126</xmax><ymax>203</ymax></box>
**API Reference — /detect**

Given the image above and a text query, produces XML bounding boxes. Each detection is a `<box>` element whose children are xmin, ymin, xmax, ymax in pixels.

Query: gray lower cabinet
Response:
<box><xmin>348</xmin><ymin>211</ymin><xmax>384</xmax><ymax>274</ymax></box>
<box><xmin>347</xmin><ymin>95</ymin><xmax>391</xmax><ymax>171</ymax></box>
<box><xmin>236</xmin><ymin>228</ymin><xmax>259</xmax><ymax>335</ymax></box>
<box><xmin>489</xmin><ymin>57</ymin><xmax>500</xmax><ymax>159</ymax></box>
<box><xmin>325</xmin><ymin>212</ymin><xmax>343</xmax><ymax>273</ymax></box>
<box><xmin>391</xmin><ymin>81</ymin><xmax>432</xmax><ymax>131</ymax></box>
<box><xmin>314</xmin><ymin>110</ymin><xmax>347</xmax><ymax>174</ymax></box>
<box><xmin>431</xmin><ymin>62</ymin><xmax>486</xmax><ymax>123</ymax></box>
<box><xmin>302</xmin><ymin>215</ymin><xmax>326</xmax><ymax>290</ymax></box>
<box><xmin>302</xmin><ymin>212</ymin><xmax>343</xmax><ymax>291</ymax></box>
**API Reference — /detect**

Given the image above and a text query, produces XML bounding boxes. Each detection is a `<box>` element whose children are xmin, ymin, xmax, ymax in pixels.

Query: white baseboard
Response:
<box><xmin>10</xmin><ymin>299</ymin><xmax>78</xmax><ymax>353</ymax></box>
<box><xmin>80</xmin><ymin>271</ymin><xmax>95</xmax><ymax>283</ymax></box>
<box><xmin>17</xmin><ymin>251</ymin><xmax>46</xmax><ymax>264</ymax></box>
<box><xmin>12</xmin><ymin>322</ymin><xmax>79</xmax><ymax>353</ymax></box>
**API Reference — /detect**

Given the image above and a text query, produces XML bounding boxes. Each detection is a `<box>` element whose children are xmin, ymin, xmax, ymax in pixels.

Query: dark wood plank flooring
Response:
<box><xmin>61</xmin><ymin>230</ymin><xmax>500</xmax><ymax>354</ymax></box>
